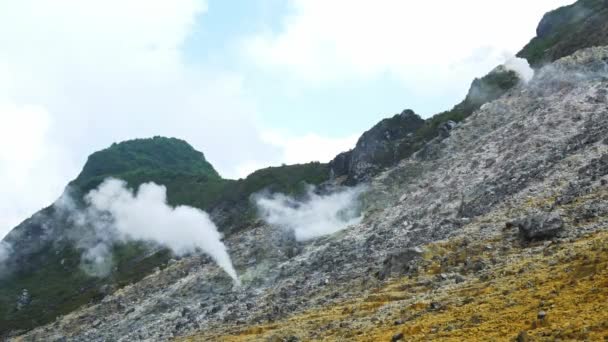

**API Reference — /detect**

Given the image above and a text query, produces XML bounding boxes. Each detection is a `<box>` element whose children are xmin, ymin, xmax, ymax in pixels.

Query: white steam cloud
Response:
<box><xmin>255</xmin><ymin>185</ymin><xmax>366</xmax><ymax>241</ymax></box>
<box><xmin>57</xmin><ymin>178</ymin><xmax>239</xmax><ymax>282</ymax></box>
<box><xmin>0</xmin><ymin>241</ymin><xmax>11</xmax><ymax>264</ymax></box>
<box><xmin>504</xmin><ymin>56</ymin><xmax>535</xmax><ymax>83</ymax></box>
<box><xmin>84</xmin><ymin>179</ymin><xmax>239</xmax><ymax>282</ymax></box>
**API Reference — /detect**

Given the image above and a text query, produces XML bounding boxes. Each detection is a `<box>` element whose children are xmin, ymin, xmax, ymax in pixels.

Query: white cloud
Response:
<box><xmin>0</xmin><ymin>0</ymin><xmax>269</xmax><ymax>175</ymax></box>
<box><xmin>261</xmin><ymin>131</ymin><xmax>357</xmax><ymax>164</ymax></box>
<box><xmin>232</xmin><ymin>131</ymin><xmax>357</xmax><ymax>178</ymax></box>
<box><xmin>0</xmin><ymin>103</ymin><xmax>72</xmax><ymax>235</ymax></box>
<box><xmin>0</xmin><ymin>0</ymin><xmax>282</xmax><ymax>237</ymax></box>
<box><xmin>0</xmin><ymin>0</ymin><xmax>214</xmax><ymax>237</ymax></box>
<box><xmin>504</xmin><ymin>56</ymin><xmax>535</xmax><ymax>83</ymax></box>
<box><xmin>244</xmin><ymin>0</ymin><xmax>575</xmax><ymax>92</ymax></box>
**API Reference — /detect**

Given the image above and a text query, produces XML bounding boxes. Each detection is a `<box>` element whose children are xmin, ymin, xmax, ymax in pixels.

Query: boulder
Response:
<box><xmin>16</xmin><ymin>288</ymin><xmax>31</xmax><ymax>311</ymax></box>
<box><xmin>377</xmin><ymin>247</ymin><xmax>424</xmax><ymax>280</ymax></box>
<box><xmin>439</xmin><ymin>120</ymin><xmax>458</xmax><ymax>138</ymax></box>
<box><xmin>510</xmin><ymin>212</ymin><xmax>563</xmax><ymax>240</ymax></box>
<box><xmin>391</xmin><ymin>332</ymin><xmax>404</xmax><ymax>341</ymax></box>
<box><xmin>329</xmin><ymin>151</ymin><xmax>352</xmax><ymax>179</ymax></box>
<box><xmin>516</xmin><ymin>331</ymin><xmax>529</xmax><ymax>342</ymax></box>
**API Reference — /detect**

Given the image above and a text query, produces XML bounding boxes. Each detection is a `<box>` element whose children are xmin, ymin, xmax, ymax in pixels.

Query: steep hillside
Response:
<box><xmin>183</xmin><ymin>230</ymin><xmax>608</xmax><ymax>341</ymax></box>
<box><xmin>518</xmin><ymin>0</ymin><xmax>608</xmax><ymax>66</ymax></box>
<box><xmin>4</xmin><ymin>1</ymin><xmax>608</xmax><ymax>340</ymax></box>
<box><xmin>18</xmin><ymin>46</ymin><xmax>608</xmax><ymax>341</ymax></box>
<box><xmin>0</xmin><ymin>138</ymin><xmax>328</xmax><ymax>336</ymax></box>
<box><xmin>330</xmin><ymin>68</ymin><xmax>520</xmax><ymax>184</ymax></box>
<box><xmin>329</xmin><ymin>109</ymin><xmax>425</xmax><ymax>184</ymax></box>
<box><xmin>0</xmin><ymin>67</ymin><xmax>519</xmax><ymax>337</ymax></box>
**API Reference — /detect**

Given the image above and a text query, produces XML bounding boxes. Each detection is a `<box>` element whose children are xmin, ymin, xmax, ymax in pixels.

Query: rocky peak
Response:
<box><xmin>329</xmin><ymin>109</ymin><xmax>424</xmax><ymax>183</ymax></box>
<box><xmin>518</xmin><ymin>0</ymin><xmax>608</xmax><ymax>66</ymax></box>
<box><xmin>329</xmin><ymin>66</ymin><xmax>520</xmax><ymax>185</ymax></box>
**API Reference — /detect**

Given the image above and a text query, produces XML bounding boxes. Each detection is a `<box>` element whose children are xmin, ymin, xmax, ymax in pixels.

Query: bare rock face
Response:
<box><xmin>329</xmin><ymin>109</ymin><xmax>424</xmax><ymax>183</ymax></box>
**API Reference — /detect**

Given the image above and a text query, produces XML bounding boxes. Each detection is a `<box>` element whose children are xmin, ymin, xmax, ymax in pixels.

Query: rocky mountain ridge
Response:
<box><xmin>3</xmin><ymin>0</ymin><xmax>608</xmax><ymax>340</ymax></box>
<box><xmin>329</xmin><ymin>67</ymin><xmax>520</xmax><ymax>184</ymax></box>
<box><xmin>15</xmin><ymin>45</ymin><xmax>608</xmax><ymax>341</ymax></box>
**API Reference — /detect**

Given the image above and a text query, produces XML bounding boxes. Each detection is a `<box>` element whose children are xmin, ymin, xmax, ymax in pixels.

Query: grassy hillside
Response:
<box><xmin>71</xmin><ymin>136</ymin><xmax>221</xmax><ymax>193</ymax></box>
<box><xmin>115</xmin><ymin>162</ymin><xmax>329</xmax><ymax>234</ymax></box>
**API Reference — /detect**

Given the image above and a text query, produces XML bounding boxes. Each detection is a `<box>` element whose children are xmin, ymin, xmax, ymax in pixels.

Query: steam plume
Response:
<box><xmin>0</xmin><ymin>241</ymin><xmax>11</xmax><ymax>264</ymax></box>
<box><xmin>504</xmin><ymin>56</ymin><xmax>534</xmax><ymax>83</ymax></box>
<box><xmin>57</xmin><ymin>179</ymin><xmax>239</xmax><ymax>282</ymax></box>
<box><xmin>85</xmin><ymin>179</ymin><xmax>238</xmax><ymax>282</ymax></box>
<box><xmin>255</xmin><ymin>185</ymin><xmax>365</xmax><ymax>241</ymax></box>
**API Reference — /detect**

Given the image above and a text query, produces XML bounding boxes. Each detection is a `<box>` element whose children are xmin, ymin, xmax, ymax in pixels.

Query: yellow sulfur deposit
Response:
<box><xmin>181</xmin><ymin>231</ymin><xmax>608</xmax><ymax>341</ymax></box>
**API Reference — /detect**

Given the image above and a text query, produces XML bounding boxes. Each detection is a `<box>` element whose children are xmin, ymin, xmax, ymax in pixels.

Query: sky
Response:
<box><xmin>0</xmin><ymin>0</ymin><xmax>575</xmax><ymax>238</ymax></box>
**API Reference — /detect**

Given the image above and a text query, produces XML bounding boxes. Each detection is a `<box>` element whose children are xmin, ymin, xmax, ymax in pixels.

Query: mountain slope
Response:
<box><xmin>0</xmin><ymin>42</ymin><xmax>521</xmax><ymax>340</ymax></box>
<box><xmin>330</xmin><ymin>68</ymin><xmax>520</xmax><ymax>184</ymax></box>
<box><xmin>0</xmin><ymin>138</ymin><xmax>328</xmax><ymax>336</ymax></box>
<box><xmin>18</xmin><ymin>46</ymin><xmax>608</xmax><ymax>341</ymax></box>
<box><xmin>4</xmin><ymin>0</ymin><xmax>608</xmax><ymax>339</ymax></box>
<box><xmin>184</xmin><ymin>230</ymin><xmax>608</xmax><ymax>341</ymax></box>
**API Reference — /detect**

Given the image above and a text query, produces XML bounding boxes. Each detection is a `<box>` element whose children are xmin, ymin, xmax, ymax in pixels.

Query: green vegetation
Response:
<box><xmin>0</xmin><ymin>137</ymin><xmax>328</xmax><ymax>336</ymax></box>
<box><xmin>208</xmin><ymin>162</ymin><xmax>329</xmax><ymax>234</ymax></box>
<box><xmin>159</xmin><ymin>162</ymin><xmax>328</xmax><ymax>210</ymax></box>
<box><xmin>110</xmin><ymin>161</ymin><xmax>329</xmax><ymax>234</ymax></box>
<box><xmin>72</xmin><ymin>136</ymin><xmax>220</xmax><ymax>194</ymax></box>
<box><xmin>0</xmin><ymin>240</ymin><xmax>173</xmax><ymax>334</ymax></box>
<box><xmin>517</xmin><ymin>0</ymin><xmax>608</xmax><ymax>66</ymax></box>
<box><xmin>69</xmin><ymin>136</ymin><xmax>328</xmax><ymax>220</ymax></box>
<box><xmin>0</xmin><ymin>243</ymin><xmax>99</xmax><ymax>333</ymax></box>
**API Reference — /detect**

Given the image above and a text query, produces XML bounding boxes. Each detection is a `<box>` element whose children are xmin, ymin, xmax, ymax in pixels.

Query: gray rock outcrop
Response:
<box><xmin>510</xmin><ymin>212</ymin><xmax>564</xmax><ymax>240</ymax></box>
<box><xmin>329</xmin><ymin>109</ymin><xmax>424</xmax><ymax>183</ymax></box>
